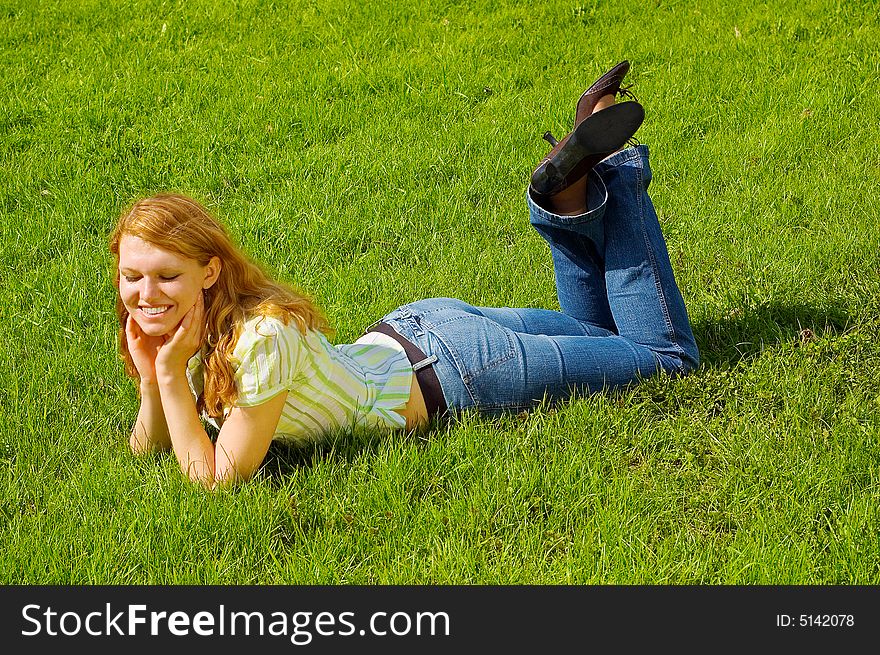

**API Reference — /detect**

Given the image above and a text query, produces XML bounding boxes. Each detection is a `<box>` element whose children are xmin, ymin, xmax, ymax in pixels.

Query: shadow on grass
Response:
<box><xmin>259</xmin><ymin>424</ymin><xmax>434</xmax><ymax>485</ymax></box>
<box><xmin>691</xmin><ymin>301</ymin><xmax>853</xmax><ymax>367</ymax></box>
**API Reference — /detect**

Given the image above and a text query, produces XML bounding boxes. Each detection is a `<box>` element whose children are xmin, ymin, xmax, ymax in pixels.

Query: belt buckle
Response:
<box><xmin>412</xmin><ymin>355</ymin><xmax>438</xmax><ymax>372</ymax></box>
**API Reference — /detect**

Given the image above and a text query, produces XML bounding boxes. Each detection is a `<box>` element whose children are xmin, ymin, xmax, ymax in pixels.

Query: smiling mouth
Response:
<box><xmin>139</xmin><ymin>306</ymin><xmax>171</xmax><ymax>317</ymax></box>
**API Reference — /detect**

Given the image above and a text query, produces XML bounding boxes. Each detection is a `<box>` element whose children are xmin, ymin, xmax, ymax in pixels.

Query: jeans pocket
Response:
<box><xmin>425</xmin><ymin>313</ymin><xmax>516</xmax><ymax>385</ymax></box>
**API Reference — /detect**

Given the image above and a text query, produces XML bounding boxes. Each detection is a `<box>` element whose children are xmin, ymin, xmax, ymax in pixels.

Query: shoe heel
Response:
<box><xmin>542</xmin><ymin>131</ymin><xmax>559</xmax><ymax>147</ymax></box>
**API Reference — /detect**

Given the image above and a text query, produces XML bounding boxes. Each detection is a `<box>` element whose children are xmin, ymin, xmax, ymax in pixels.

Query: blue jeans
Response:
<box><xmin>377</xmin><ymin>145</ymin><xmax>699</xmax><ymax>415</ymax></box>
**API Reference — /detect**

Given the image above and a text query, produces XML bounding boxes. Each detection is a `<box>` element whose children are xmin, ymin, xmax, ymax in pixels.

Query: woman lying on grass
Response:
<box><xmin>110</xmin><ymin>61</ymin><xmax>699</xmax><ymax>488</ymax></box>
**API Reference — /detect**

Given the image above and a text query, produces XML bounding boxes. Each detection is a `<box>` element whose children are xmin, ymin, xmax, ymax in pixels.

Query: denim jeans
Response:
<box><xmin>376</xmin><ymin>145</ymin><xmax>699</xmax><ymax>415</ymax></box>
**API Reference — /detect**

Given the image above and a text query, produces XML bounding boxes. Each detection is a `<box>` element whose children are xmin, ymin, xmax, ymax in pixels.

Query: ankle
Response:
<box><xmin>541</xmin><ymin>94</ymin><xmax>614</xmax><ymax>214</ymax></box>
<box><xmin>543</xmin><ymin>176</ymin><xmax>588</xmax><ymax>215</ymax></box>
<box><xmin>592</xmin><ymin>93</ymin><xmax>616</xmax><ymax>114</ymax></box>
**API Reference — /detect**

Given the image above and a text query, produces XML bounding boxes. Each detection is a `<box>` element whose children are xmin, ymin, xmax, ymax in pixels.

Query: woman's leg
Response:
<box><xmin>379</xmin><ymin>297</ymin><xmax>662</xmax><ymax>415</ymax></box>
<box><xmin>375</xmin><ymin>90</ymin><xmax>697</xmax><ymax>415</ymax></box>
<box><xmin>378</xmin><ymin>144</ymin><xmax>698</xmax><ymax>415</ymax></box>
<box><xmin>598</xmin><ymin>146</ymin><xmax>699</xmax><ymax>367</ymax></box>
<box><xmin>527</xmin><ymin>169</ymin><xmax>616</xmax><ymax>331</ymax></box>
<box><xmin>528</xmin><ymin>145</ymin><xmax>699</xmax><ymax>370</ymax></box>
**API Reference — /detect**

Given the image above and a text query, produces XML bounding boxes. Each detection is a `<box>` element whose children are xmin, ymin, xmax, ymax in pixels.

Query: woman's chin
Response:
<box><xmin>133</xmin><ymin>316</ymin><xmax>174</xmax><ymax>338</ymax></box>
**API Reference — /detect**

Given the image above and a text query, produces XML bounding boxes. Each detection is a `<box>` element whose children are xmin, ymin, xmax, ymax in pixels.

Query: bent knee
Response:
<box><xmin>656</xmin><ymin>350</ymin><xmax>699</xmax><ymax>376</ymax></box>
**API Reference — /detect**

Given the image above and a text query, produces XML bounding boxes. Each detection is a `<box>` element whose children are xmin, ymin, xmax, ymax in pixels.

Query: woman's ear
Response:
<box><xmin>203</xmin><ymin>256</ymin><xmax>222</xmax><ymax>290</ymax></box>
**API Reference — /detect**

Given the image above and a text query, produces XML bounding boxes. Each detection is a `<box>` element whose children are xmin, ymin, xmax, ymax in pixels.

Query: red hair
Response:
<box><xmin>109</xmin><ymin>193</ymin><xmax>331</xmax><ymax>417</ymax></box>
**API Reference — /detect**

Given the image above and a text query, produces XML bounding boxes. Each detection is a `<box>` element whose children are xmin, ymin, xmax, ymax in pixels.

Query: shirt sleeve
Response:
<box><xmin>232</xmin><ymin>316</ymin><xmax>302</xmax><ymax>406</ymax></box>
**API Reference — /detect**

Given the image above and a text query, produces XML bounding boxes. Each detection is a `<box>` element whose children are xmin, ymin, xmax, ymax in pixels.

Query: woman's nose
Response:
<box><xmin>140</xmin><ymin>278</ymin><xmax>162</xmax><ymax>301</ymax></box>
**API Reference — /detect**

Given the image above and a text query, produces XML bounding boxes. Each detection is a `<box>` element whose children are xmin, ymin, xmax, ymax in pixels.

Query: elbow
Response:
<box><xmin>129</xmin><ymin>431</ymin><xmax>145</xmax><ymax>455</ymax></box>
<box><xmin>210</xmin><ymin>467</ymin><xmax>250</xmax><ymax>490</ymax></box>
<box><xmin>205</xmin><ymin>476</ymin><xmax>234</xmax><ymax>492</ymax></box>
<box><xmin>180</xmin><ymin>451</ymin><xmax>247</xmax><ymax>490</ymax></box>
<box><xmin>210</xmin><ymin>459</ymin><xmax>259</xmax><ymax>490</ymax></box>
<box><xmin>181</xmin><ymin>455</ymin><xmax>217</xmax><ymax>489</ymax></box>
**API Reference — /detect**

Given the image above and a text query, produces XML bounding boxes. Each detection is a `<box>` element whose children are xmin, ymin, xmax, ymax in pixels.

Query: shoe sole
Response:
<box><xmin>531</xmin><ymin>101</ymin><xmax>644</xmax><ymax>196</ymax></box>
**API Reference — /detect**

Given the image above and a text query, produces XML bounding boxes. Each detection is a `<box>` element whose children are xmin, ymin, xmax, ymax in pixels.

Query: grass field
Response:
<box><xmin>1</xmin><ymin>0</ymin><xmax>879</xmax><ymax>583</ymax></box>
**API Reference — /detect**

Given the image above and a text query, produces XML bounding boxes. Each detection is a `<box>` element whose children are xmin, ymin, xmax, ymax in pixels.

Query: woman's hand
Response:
<box><xmin>125</xmin><ymin>313</ymin><xmax>167</xmax><ymax>385</ymax></box>
<box><xmin>155</xmin><ymin>292</ymin><xmax>206</xmax><ymax>381</ymax></box>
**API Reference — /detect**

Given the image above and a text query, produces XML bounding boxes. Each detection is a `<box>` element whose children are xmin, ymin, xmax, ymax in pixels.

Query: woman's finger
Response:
<box><xmin>166</xmin><ymin>299</ymin><xmax>201</xmax><ymax>348</ymax></box>
<box><xmin>184</xmin><ymin>293</ymin><xmax>206</xmax><ymax>338</ymax></box>
<box><xmin>125</xmin><ymin>313</ymin><xmax>138</xmax><ymax>340</ymax></box>
<box><xmin>180</xmin><ymin>301</ymin><xmax>196</xmax><ymax>330</ymax></box>
<box><xmin>193</xmin><ymin>291</ymin><xmax>204</xmax><ymax>324</ymax></box>
<box><xmin>195</xmin><ymin>292</ymin><xmax>206</xmax><ymax>332</ymax></box>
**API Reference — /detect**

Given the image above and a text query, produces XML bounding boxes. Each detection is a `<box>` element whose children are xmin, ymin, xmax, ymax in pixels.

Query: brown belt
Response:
<box><xmin>367</xmin><ymin>321</ymin><xmax>448</xmax><ymax>420</ymax></box>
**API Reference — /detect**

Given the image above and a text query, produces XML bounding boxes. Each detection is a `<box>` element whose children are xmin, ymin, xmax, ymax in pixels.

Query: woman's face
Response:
<box><xmin>118</xmin><ymin>235</ymin><xmax>221</xmax><ymax>337</ymax></box>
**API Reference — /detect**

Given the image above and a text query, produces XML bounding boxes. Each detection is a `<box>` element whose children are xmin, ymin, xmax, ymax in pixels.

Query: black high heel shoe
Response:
<box><xmin>530</xmin><ymin>101</ymin><xmax>644</xmax><ymax>197</ymax></box>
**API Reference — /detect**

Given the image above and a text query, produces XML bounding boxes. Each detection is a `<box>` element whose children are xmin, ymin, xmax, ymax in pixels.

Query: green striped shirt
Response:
<box><xmin>186</xmin><ymin>315</ymin><xmax>414</xmax><ymax>443</ymax></box>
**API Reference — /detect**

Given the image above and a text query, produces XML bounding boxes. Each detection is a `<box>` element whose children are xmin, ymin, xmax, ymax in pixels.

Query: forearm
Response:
<box><xmin>130</xmin><ymin>382</ymin><xmax>172</xmax><ymax>453</ymax></box>
<box><xmin>157</xmin><ymin>371</ymin><xmax>216</xmax><ymax>486</ymax></box>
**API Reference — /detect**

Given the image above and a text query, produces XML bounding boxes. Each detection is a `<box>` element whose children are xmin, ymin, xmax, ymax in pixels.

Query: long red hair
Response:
<box><xmin>109</xmin><ymin>193</ymin><xmax>331</xmax><ymax>417</ymax></box>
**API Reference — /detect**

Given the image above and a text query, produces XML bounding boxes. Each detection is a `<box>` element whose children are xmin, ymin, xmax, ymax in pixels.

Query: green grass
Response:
<box><xmin>1</xmin><ymin>0</ymin><xmax>879</xmax><ymax>583</ymax></box>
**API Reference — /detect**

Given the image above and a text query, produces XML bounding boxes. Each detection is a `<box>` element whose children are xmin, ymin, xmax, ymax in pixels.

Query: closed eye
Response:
<box><xmin>122</xmin><ymin>274</ymin><xmax>179</xmax><ymax>282</ymax></box>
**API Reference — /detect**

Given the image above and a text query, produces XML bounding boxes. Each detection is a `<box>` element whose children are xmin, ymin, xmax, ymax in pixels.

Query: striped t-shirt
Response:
<box><xmin>185</xmin><ymin>314</ymin><xmax>414</xmax><ymax>443</ymax></box>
